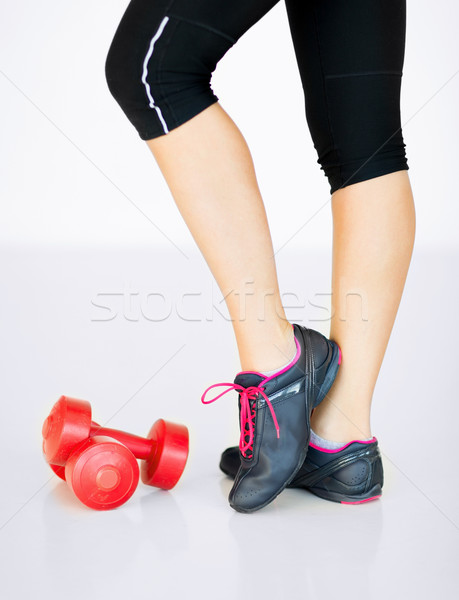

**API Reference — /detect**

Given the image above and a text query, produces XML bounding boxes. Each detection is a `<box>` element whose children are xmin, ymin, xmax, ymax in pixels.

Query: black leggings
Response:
<box><xmin>105</xmin><ymin>0</ymin><xmax>409</xmax><ymax>194</ymax></box>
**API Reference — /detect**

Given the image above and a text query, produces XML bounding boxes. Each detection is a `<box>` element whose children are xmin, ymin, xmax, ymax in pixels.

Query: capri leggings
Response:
<box><xmin>105</xmin><ymin>0</ymin><xmax>409</xmax><ymax>194</ymax></box>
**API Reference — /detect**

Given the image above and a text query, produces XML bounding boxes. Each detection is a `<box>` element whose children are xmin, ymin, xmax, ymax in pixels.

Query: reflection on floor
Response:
<box><xmin>1</xmin><ymin>244</ymin><xmax>457</xmax><ymax>599</ymax></box>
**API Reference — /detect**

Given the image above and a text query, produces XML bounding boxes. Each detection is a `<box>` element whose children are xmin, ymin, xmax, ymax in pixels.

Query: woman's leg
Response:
<box><xmin>311</xmin><ymin>171</ymin><xmax>415</xmax><ymax>442</ymax></box>
<box><xmin>284</xmin><ymin>0</ymin><xmax>414</xmax><ymax>442</ymax></box>
<box><xmin>105</xmin><ymin>0</ymin><xmax>295</xmax><ymax>372</ymax></box>
<box><xmin>147</xmin><ymin>102</ymin><xmax>296</xmax><ymax>371</ymax></box>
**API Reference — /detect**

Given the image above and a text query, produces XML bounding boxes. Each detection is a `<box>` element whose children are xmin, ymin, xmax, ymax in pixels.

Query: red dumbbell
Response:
<box><xmin>65</xmin><ymin>436</ymin><xmax>141</xmax><ymax>510</ymax></box>
<box><xmin>46</xmin><ymin>419</ymin><xmax>103</xmax><ymax>481</ymax></box>
<box><xmin>42</xmin><ymin>396</ymin><xmax>189</xmax><ymax>510</ymax></box>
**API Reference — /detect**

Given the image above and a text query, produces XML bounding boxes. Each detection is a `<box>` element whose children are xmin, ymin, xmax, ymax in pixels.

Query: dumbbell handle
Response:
<box><xmin>89</xmin><ymin>423</ymin><xmax>154</xmax><ymax>460</ymax></box>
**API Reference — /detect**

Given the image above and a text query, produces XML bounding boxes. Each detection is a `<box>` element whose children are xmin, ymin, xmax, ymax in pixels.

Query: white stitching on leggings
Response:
<box><xmin>141</xmin><ymin>16</ymin><xmax>170</xmax><ymax>134</ymax></box>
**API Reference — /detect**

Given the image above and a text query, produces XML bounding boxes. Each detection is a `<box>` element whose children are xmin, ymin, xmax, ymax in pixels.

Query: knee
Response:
<box><xmin>105</xmin><ymin>14</ymin><xmax>234</xmax><ymax>140</ymax></box>
<box><xmin>104</xmin><ymin>32</ymin><xmax>136</xmax><ymax>112</ymax></box>
<box><xmin>104</xmin><ymin>16</ymin><xmax>171</xmax><ymax>138</ymax></box>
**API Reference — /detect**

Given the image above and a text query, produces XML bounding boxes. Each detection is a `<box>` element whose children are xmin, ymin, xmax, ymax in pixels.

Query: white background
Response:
<box><xmin>1</xmin><ymin>2</ymin><xmax>458</xmax><ymax>599</ymax></box>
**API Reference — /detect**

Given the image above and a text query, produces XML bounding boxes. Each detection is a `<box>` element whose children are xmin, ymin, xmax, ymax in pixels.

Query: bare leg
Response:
<box><xmin>311</xmin><ymin>170</ymin><xmax>416</xmax><ymax>443</ymax></box>
<box><xmin>146</xmin><ymin>102</ymin><xmax>295</xmax><ymax>372</ymax></box>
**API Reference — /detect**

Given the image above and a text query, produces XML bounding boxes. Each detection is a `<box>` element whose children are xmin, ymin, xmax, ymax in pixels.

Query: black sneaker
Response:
<box><xmin>220</xmin><ymin>437</ymin><xmax>383</xmax><ymax>505</ymax></box>
<box><xmin>201</xmin><ymin>323</ymin><xmax>341</xmax><ymax>513</ymax></box>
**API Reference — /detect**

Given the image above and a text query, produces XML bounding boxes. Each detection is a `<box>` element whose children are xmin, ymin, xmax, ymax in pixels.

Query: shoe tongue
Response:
<box><xmin>233</xmin><ymin>372</ymin><xmax>264</xmax><ymax>388</ymax></box>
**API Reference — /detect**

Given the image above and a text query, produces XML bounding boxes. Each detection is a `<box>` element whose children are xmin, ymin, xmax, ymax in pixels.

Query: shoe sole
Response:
<box><xmin>230</xmin><ymin>338</ymin><xmax>341</xmax><ymax>514</ymax></box>
<box><xmin>222</xmin><ymin>463</ymin><xmax>382</xmax><ymax>506</ymax></box>
<box><xmin>307</xmin><ymin>483</ymin><xmax>382</xmax><ymax>504</ymax></box>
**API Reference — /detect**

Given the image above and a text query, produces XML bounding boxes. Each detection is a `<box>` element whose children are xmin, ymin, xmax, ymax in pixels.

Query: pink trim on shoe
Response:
<box><xmin>338</xmin><ymin>347</ymin><xmax>342</xmax><ymax>365</ymax></box>
<box><xmin>234</xmin><ymin>327</ymin><xmax>301</xmax><ymax>383</ymax></box>
<box><xmin>341</xmin><ymin>495</ymin><xmax>381</xmax><ymax>505</ymax></box>
<box><xmin>261</xmin><ymin>334</ymin><xmax>301</xmax><ymax>384</ymax></box>
<box><xmin>309</xmin><ymin>437</ymin><xmax>378</xmax><ymax>454</ymax></box>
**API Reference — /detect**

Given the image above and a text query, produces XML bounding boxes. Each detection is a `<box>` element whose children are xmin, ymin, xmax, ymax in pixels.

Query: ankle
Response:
<box><xmin>311</xmin><ymin>407</ymin><xmax>372</xmax><ymax>445</ymax></box>
<box><xmin>275</xmin><ymin>320</ymin><xmax>297</xmax><ymax>366</ymax></box>
<box><xmin>238</xmin><ymin>321</ymin><xmax>296</xmax><ymax>373</ymax></box>
<box><xmin>260</xmin><ymin>339</ymin><xmax>297</xmax><ymax>377</ymax></box>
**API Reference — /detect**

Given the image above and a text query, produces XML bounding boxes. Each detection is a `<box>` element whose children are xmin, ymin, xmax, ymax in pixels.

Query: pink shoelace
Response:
<box><xmin>201</xmin><ymin>382</ymin><xmax>280</xmax><ymax>457</ymax></box>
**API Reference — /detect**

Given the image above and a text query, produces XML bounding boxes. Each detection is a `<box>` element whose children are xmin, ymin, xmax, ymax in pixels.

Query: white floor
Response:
<box><xmin>0</xmin><ymin>243</ymin><xmax>458</xmax><ymax>599</ymax></box>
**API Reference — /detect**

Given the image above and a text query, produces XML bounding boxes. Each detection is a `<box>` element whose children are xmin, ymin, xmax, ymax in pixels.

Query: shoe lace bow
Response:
<box><xmin>201</xmin><ymin>381</ymin><xmax>280</xmax><ymax>456</ymax></box>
